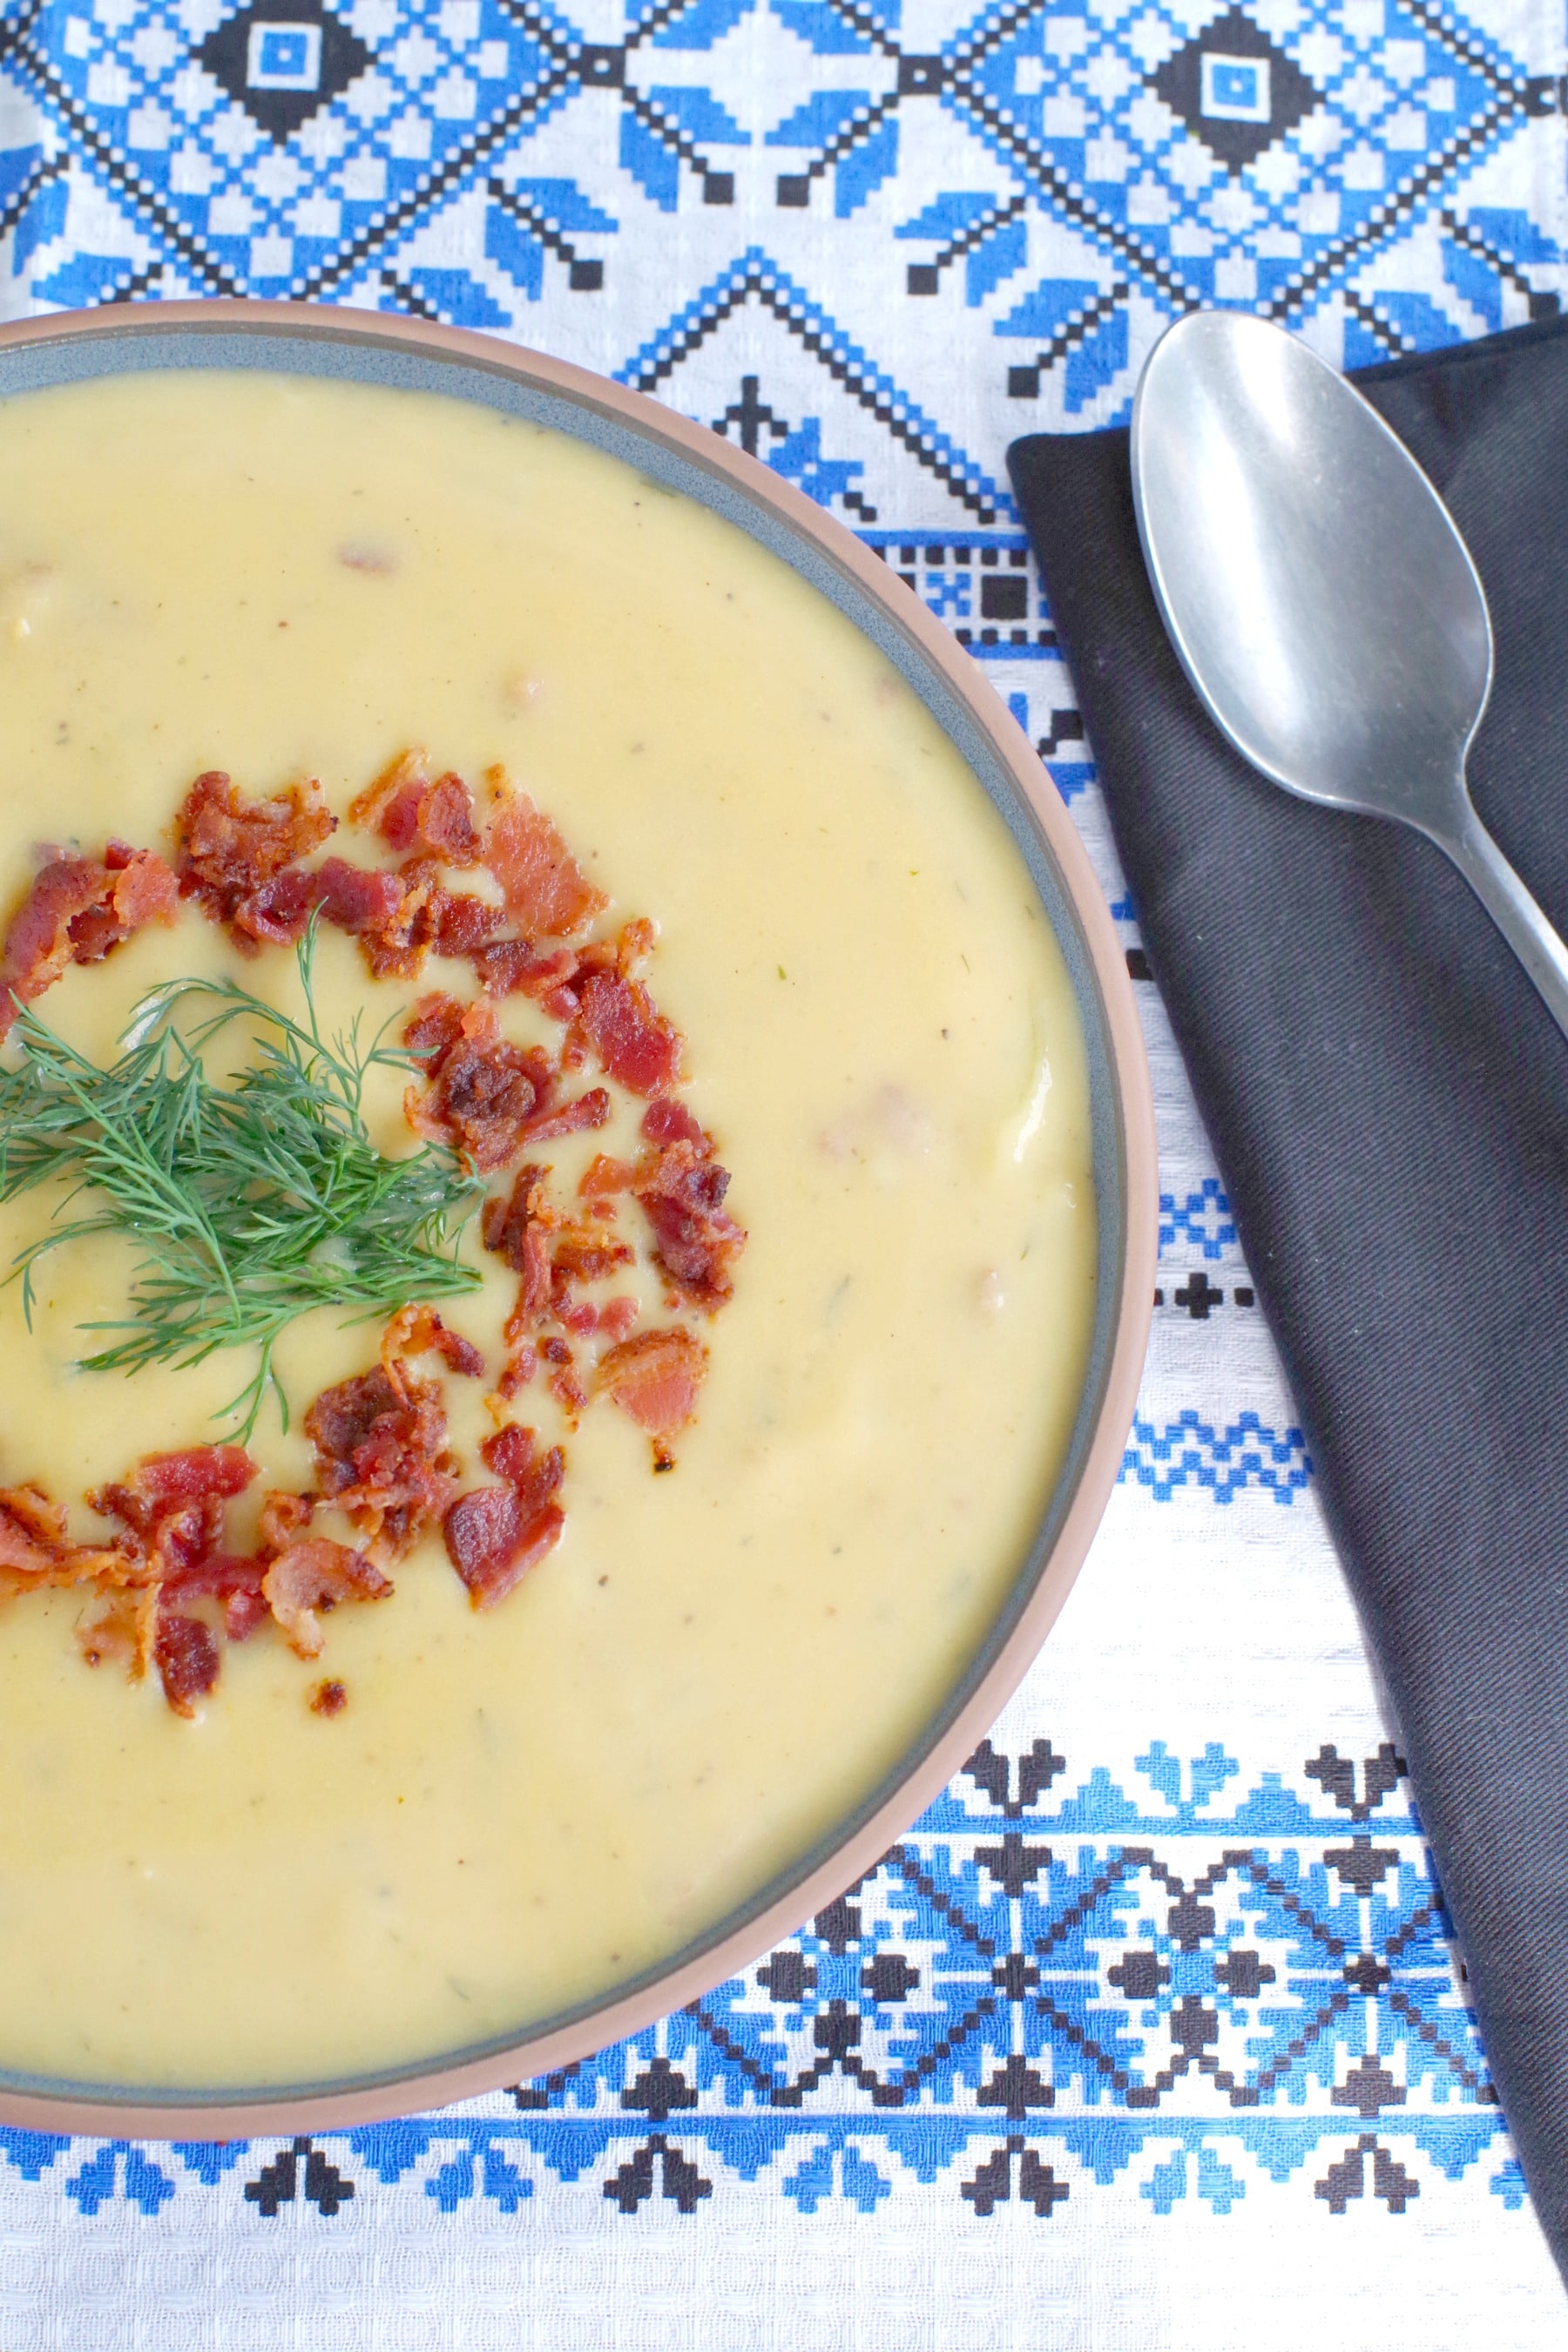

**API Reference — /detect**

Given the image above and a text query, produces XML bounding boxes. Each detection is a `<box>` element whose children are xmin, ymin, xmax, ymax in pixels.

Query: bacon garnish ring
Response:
<box><xmin>0</xmin><ymin>759</ymin><xmax>747</xmax><ymax>1711</ymax></box>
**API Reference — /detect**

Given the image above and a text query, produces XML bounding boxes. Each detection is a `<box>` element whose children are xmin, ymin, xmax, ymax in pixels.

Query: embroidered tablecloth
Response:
<box><xmin>0</xmin><ymin>0</ymin><xmax>1562</xmax><ymax>2342</ymax></box>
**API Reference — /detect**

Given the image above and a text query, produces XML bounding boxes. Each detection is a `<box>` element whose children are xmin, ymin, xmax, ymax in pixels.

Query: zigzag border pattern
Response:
<box><xmin>1123</xmin><ymin>1413</ymin><xmax>1312</xmax><ymax>1504</ymax></box>
<box><xmin>612</xmin><ymin>245</ymin><xmax>1010</xmax><ymax>519</ymax></box>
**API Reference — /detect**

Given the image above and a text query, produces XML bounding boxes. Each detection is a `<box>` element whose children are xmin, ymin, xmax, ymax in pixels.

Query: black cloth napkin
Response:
<box><xmin>1010</xmin><ymin>314</ymin><xmax>1568</xmax><ymax>2279</ymax></box>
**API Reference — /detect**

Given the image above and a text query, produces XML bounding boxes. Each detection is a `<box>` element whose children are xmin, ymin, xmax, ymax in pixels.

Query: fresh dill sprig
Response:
<box><xmin>0</xmin><ymin>925</ymin><xmax>486</xmax><ymax>1440</ymax></box>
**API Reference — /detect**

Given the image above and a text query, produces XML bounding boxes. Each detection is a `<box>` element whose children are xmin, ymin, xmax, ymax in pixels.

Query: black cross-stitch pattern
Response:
<box><xmin>1443</xmin><ymin>209</ymin><xmax>1562</xmax><ymax>321</ymax></box>
<box><xmin>1316</xmin><ymin>2132</ymin><xmax>1419</xmax><ymax>2213</ymax></box>
<box><xmin>1152</xmin><ymin>1275</ymin><xmax>1258</xmax><ymax>1315</ymax></box>
<box><xmin>1152</xmin><ymin>9</ymin><xmax>1319</xmax><ymax>174</ymax></box>
<box><xmin>965</xmin><ymin>1736</ymin><xmax>1066</xmax><ymax>1817</ymax></box>
<box><xmin>631</xmin><ymin>264</ymin><xmax>1000</xmax><ymax>517</ymax></box>
<box><xmin>487</xmin><ymin>177</ymin><xmax>605</xmax><ymax>292</ymax></box>
<box><xmin>907</xmin><ymin>194</ymin><xmax>1026</xmax><ymax>297</ymax></box>
<box><xmin>710</xmin><ymin>375</ymin><xmax>878</xmax><ymax>518</ymax></box>
<box><xmin>1308</xmin><ymin>1743</ymin><xmax>1408</xmax><ymax>1823</ymax></box>
<box><xmin>875</xmin><ymin>539</ymin><xmax>1048</xmax><ymax>646</ymax></box>
<box><xmin>604</xmin><ymin>2133</ymin><xmax>714</xmax><ymax>2213</ymax></box>
<box><xmin>244</xmin><ymin>2136</ymin><xmax>355</xmax><ymax>2217</ymax></box>
<box><xmin>1034</xmin><ymin>711</ymin><xmax>1083</xmax><ymax>757</ymax></box>
<box><xmin>1004</xmin><ymin>284</ymin><xmax>1128</xmax><ymax>401</ymax></box>
<box><xmin>962</xmin><ymin>2135</ymin><xmax>1069</xmax><ymax>2215</ymax></box>
<box><xmin>198</xmin><ymin>0</ymin><xmax>371</xmax><ymax>143</ymax></box>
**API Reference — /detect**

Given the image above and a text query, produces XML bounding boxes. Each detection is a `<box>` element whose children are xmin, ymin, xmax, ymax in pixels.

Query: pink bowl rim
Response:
<box><xmin>0</xmin><ymin>299</ymin><xmax>1158</xmax><ymax>2138</ymax></box>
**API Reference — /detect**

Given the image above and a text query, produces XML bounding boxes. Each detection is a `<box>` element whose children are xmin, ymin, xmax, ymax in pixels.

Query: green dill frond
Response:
<box><xmin>0</xmin><ymin>929</ymin><xmax>485</xmax><ymax>1441</ymax></box>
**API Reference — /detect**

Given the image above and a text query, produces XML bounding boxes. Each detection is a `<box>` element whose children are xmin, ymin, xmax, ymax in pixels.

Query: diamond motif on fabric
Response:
<box><xmin>197</xmin><ymin>0</ymin><xmax>372</xmax><ymax>143</ymax></box>
<box><xmin>1151</xmin><ymin>9</ymin><xmax>1318</xmax><ymax>172</ymax></box>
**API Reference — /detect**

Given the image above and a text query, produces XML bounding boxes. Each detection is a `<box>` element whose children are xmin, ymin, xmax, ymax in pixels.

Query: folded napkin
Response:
<box><xmin>1010</xmin><ymin>314</ymin><xmax>1568</xmax><ymax>2280</ymax></box>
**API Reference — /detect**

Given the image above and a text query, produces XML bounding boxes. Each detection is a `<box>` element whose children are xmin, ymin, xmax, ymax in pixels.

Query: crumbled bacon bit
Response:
<box><xmin>310</xmin><ymin>1678</ymin><xmax>348</xmax><ymax>1716</ymax></box>
<box><xmin>403</xmin><ymin>990</ymin><xmax>469</xmax><ymax>1074</ymax></box>
<box><xmin>381</xmin><ymin>1302</ymin><xmax>485</xmax><ymax>1384</ymax></box>
<box><xmin>471</xmin><ymin>942</ymin><xmax>579</xmax><ymax>1015</ymax></box>
<box><xmin>350</xmin><ymin>750</ymin><xmax>427</xmax><ymax>840</ymax></box>
<box><xmin>258</xmin><ymin>1490</ymin><xmax>314</xmax><ymax>1552</ymax></box>
<box><xmin>147</xmin><ymin>1550</ymin><xmax>270</xmax><ymax>1642</ymax></box>
<box><xmin>404</xmin><ymin>997</ymin><xmax>552</xmax><ymax>1173</ymax></box>
<box><xmin>419</xmin><ymin>776</ymin><xmax>483</xmax><ymax>868</ymax></box>
<box><xmin>483</xmin><ymin>769</ymin><xmax>607</xmax><ymax>938</ymax></box>
<box><xmin>632</xmin><ymin>1140</ymin><xmax>747</xmax><ymax>1308</ymax></box>
<box><xmin>262</xmin><ymin>1538</ymin><xmax>392</xmax><ymax>1660</ymax></box>
<box><xmin>484</xmin><ymin>1166</ymin><xmax>644</xmax><ymax>1355</ymax></box>
<box><xmin>304</xmin><ymin>1362</ymin><xmax>457</xmax><ymax>1559</ymax></box>
<box><xmin>597</xmin><ymin>1328</ymin><xmax>708</xmax><ymax>1468</ymax></box>
<box><xmin>91</xmin><ymin>1447</ymin><xmax>257</xmax><ymax>1572</ymax></box>
<box><xmin>443</xmin><ymin>1424</ymin><xmax>564</xmax><ymax>1610</ymax></box>
<box><xmin>517</xmin><ymin>1086</ymin><xmax>612</xmax><ymax>1147</ymax></box>
<box><xmin>551</xmin><ymin>1224</ymin><xmax>634</xmax><ymax>1288</ymax></box>
<box><xmin>0</xmin><ymin>1483</ymin><xmax>69</xmax><ymax>1570</ymax></box>
<box><xmin>0</xmin><ymin>1483</ymin><xmax>134</xmax><ymax>1596</ymax></box>
<box><xmin>100</xmin><ymin>1446</ymin><xmax>258</xmax><ymax>1519</ymax></box>
<box><xmin>545</xmin><ymin>1296</ymin><xmax>632</xmax><ymax>1344</ymax></box>
<box><xmin>642</xmin><ymin>1096</ymin><xmax>713</xmax><ymax>1153</ymax></box>
<box><xmin>186</xmin><ymin>1493</ymin><xmax>312</xmax><ymax>1641</ymax></box>
<box><xmin>531</xmin><ymin>1333</ymin><xmax>587</xmax><ymax>1418</ymax></box>
<box><xmin>477</xmin><ymin>1423</ymin><xmax>535</xmax><ymax>1485</ymax></box>
<box><xmin>77</xmin><ymin>1585</ymin><xmax>158</xmax><ymax>1679</ymax></box>
<box><xmin>0</xmin><ymin>847</ymin><xmax>179</xmax><ymax>1038</ymax></box>
<box><xmin>153</xmin><ymin>1610</ymin><xmax>220</xmax><ymax>1718</ymax></box>
<box><xmin>352</xmin><ymin>752</ymin><xmax>483</xmax><ymax>868</ymax></box>
<box><xmin>3</xmin><ymin>860</ymin><xmax>114</xmax><ymax>1012</ymax></box>
<box><xmin>580</xmin><ymin>1154</ymin><xmax>636</xmax><ymax>1203</ymax></box>
<box><xmin>174</xmin><ymin>771</ymin><xmax>335</xmax><ymax>942</ymax></box>
<box><xmin>309</xmin><ymin>855</ymin><xmax>432</xmax><ymax>981</ymax></box>
<box><xmin>218</xmin><ymin>1576</ymin><xmax>271</xmax><ymax>1644</ymax></box>
<box><xmin>410</xmin><ymin>871</ymin><xmax>500</xmax><ymax>959</ymax></box>
<box><xmin>229</xmin><ymin>862</ymin><xmax>316</xmax><ymax>948</ymax></box>
<box><xmin>491</xmin><ymin>1339</ymin><xmax>538</xmax><ymax>1402</ymax></box>
<box><xmin>571</xmin><ymin>970</ymin><xmax>682</xmax><ymax>1096</ymax></box>
<box><xmin>225</xmin><ymin>849</ymin><xmax>439</xmax><ymax>976</ymax></box>
<box><xmin>313</xmin><ymin>855</ymin><xmax>407</xmax><ymax>937</ymax></box>
<box><xmin>64</xmin><ymin>848</ymin><xmax>180</xmax><ymax>966</ymax></box>
<box><xmin>619</xmin><ymin>917</ymin><xmax>659</xmax><ymax>965</ymax></box>
<box><xmin>483</xmin><ymin>1163</ymin><xmax>556</xmax><ymax>1327</ymax></box>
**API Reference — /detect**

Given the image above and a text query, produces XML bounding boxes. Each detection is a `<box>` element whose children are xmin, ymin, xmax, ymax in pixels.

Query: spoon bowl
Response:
<box><xmin>1131</xmin><ymin>311</ymin><xmax>1568</xmax><ymax>1041</ymax></box>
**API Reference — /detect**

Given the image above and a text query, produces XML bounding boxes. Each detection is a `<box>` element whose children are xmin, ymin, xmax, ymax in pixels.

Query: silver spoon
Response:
<box><xmin>1130</xmin><ymin>309</ymin><xmax>1568</xmax><ymax>1043</ymax></box>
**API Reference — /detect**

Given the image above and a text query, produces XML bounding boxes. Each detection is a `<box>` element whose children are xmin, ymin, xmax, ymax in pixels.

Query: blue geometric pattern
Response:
<box><xmin>0</xmin><ymin>1740</ymin><xmax>1509</xmax><ymax>2223</ymax></box>
<box><xmin>1</xmin><ymin>0</ymin><xmax>1561</xmax><ymax>504</ymax></box>
<box><xmin>0</xmin><ymin>0</ymin><xmax>1554</xmax><ymax>2326</ymax></box>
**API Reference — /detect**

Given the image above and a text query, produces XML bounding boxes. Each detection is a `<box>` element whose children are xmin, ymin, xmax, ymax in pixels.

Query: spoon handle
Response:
<box><xmin>1441</xmin><ymin>805</ymin><xmax>1568</xmax><ymax>1044</ymax></box>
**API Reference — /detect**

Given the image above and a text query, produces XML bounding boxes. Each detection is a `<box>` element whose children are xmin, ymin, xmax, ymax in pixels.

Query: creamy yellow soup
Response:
<box><xmin>0</xmin><ymin>368</ymin><xmax>1094</xmax><ymax>2091</ymax></box>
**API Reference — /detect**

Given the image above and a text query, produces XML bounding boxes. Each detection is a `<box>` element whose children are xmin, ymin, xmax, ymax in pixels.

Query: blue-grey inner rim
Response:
<box><xmin>0</xmin><ymin>320</ymin><xmax>1130</xmax><ymax>2111</ymax></box>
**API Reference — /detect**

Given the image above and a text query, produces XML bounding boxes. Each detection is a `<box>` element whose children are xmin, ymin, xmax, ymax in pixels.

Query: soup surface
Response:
<box><xmin>0</xmin><ymin>367</ymin><xmax>1094</xmax><ymax>2091</ymax></box>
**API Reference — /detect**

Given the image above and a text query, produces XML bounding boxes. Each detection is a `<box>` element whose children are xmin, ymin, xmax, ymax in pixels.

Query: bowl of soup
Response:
<box><xmin>0</xmin><ymin>302</ymin><xmax>1154</xmax><ymax>2133</ymax></box>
